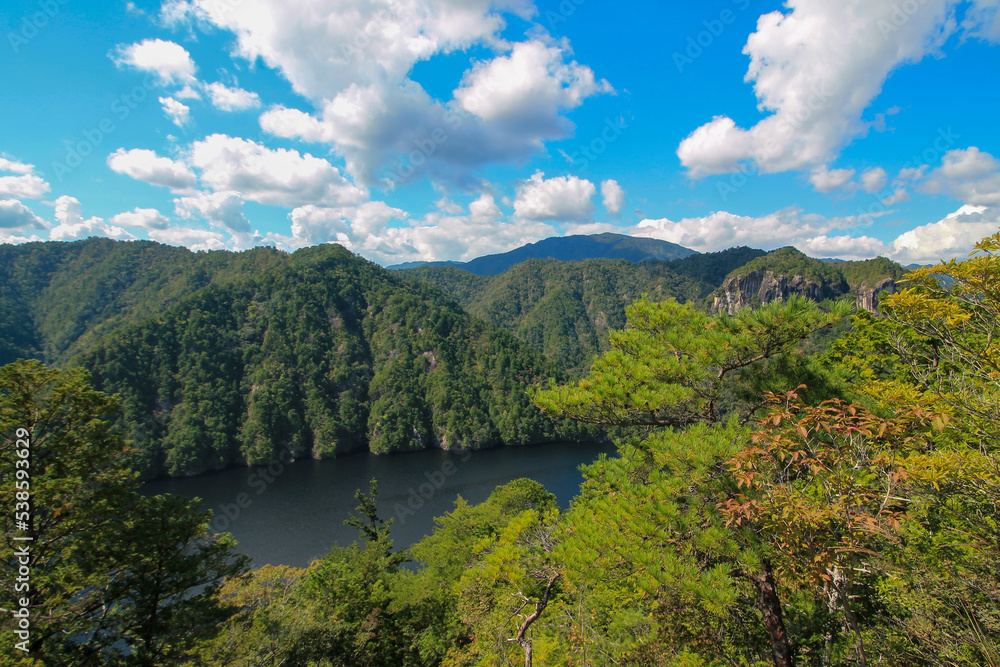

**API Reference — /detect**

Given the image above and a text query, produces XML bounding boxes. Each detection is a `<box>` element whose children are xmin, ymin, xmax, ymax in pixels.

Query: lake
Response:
<box><xmin>143</xmin><ymin>441</ymin><xmax>617</xmax><ymax>568</ymax></box>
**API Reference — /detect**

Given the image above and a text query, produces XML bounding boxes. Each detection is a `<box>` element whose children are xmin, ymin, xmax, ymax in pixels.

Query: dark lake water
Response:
<box><xmin>143</xmin><ymin>441</ymin><xmax>617</xmax><ymax>568</ymax></box>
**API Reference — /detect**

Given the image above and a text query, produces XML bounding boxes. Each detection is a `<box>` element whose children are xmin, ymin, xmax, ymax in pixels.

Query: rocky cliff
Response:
<box><xmin>854</xmin><ymin>276</ymin><xmax>897</xmax><ymax>312</ymax></box>
<box><xmin>711</xmin><ymin>269</ymin><xmax>897</xmax><ymax>314</ymax></box>
<box><xmin>711</xmin><ymin>269</ymin><xmax>848</xmax><ymax>314</ymax></box>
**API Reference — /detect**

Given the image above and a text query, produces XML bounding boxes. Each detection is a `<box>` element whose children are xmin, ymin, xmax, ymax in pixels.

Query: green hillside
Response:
<box><xmin>400</xmin><ymin>247</ymin><xmax>766</xmax><ymax>374</ymax></box>
<box><xmin>0</xmin><ymin>239</ymin><xmax>592</xmax><ymax>478</ymax></box>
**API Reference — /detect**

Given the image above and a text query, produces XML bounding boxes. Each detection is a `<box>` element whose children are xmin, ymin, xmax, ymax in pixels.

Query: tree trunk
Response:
<box><xmin>750</xmin><ymin>560</ymin><xmax>795</xmax><ymax>667</ymax></box>
<box><xmin>511</xmin><ymin>573</ymin><xmax>560</xmax><ymax>667</ymax></box>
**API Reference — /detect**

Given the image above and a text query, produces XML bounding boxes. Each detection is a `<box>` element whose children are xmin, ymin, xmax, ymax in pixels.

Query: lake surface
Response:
<box><xmin>143</xmin><ymin>441</ymin><xmax>617</xmax><ymax>568</ymax></box>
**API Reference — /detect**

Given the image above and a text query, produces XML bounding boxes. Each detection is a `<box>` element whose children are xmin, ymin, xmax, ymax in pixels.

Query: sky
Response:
<box><xmin>1</xmin><ymin>0</ymin><xmax>999</xmax><ymax>267</ymax></box>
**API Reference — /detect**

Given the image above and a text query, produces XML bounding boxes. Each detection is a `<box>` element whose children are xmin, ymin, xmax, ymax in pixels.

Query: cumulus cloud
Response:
<box><xmin>809</xmin><ymin>166</ymin><xmax>856</xmax><ymax>193</ymax></box>
<box><xmin>205</xmin><ymin>82</ymin><xmax>261</xmax><ymax>111</ymax></box>
<box><xmin>175</xmin><ymin>190</ymin><xmax>250</xmax><ymax>233</ymax></box>
<box><xmin>0</xmin><ymin>158</ymin><xmax>33</xmax><ymax>174</ymax></box>
<box><xmin>0</xmin><ymin>173</ymin><xmax>49</xmax><ymax>199</ymax></box>
<box><xmin>0</xmin><ymin>199</ymin><xmax>46</xmax><ymax>229</ymax></box>
<box><xmin>49</xmin><ymin>196</ymin><xmax>135</xmax><ymax>241</ymax></box>
<box><xmin>861</xmin><ymin>167</ymin><xmax>888</xmax><ymax>194</ymax></box>
<box><xmin>161</xmin><ymin>0</ymin><xmax>532</xmax><ymax>100</ymax></box>
<box><xmin>601</xmin><ymin>179</ymin><xmax>624</xmax><ymax>215</ymax></box>
<box><xmin>514</xmin><ymin>171</ymin><xmax>595</xmax><ymax>222</ymax></box>
<box><xmin>886</xmin><ymin>204</ymin><xmax>1000</xmax><ymax>264</ymax></box>
<box><xmin>107</xmin><ymin>148</ymin><xmax>197</xmax><ymax>189</ymax></box>
<box><xmin>165</xmin><ymin>0</ymin><xmax>608</xmax><ymax>184</ymax></box>
<box><xmin>188</xmin><ymin>134</ymin><xmax>366</xmax><ymax>207</ymax></box>
<box><xmin>113</xmin><ymin>38</ymin><xmax>197</xmax><ymax>84</ymax></box>
<box><xmin>148</xmin><ymin>225</ymin><xmax>228</xmax><ymax>251</ymax></box>
<box><xmin>0</xmin><ymin>159</ymin><xmax>49</xmax><ymax>199</ymax></box>
<box><xmin>922</xmin><ymin>147</ymin><xmax>1000</xmax><ymax>206</ymax></box>
<box><xmin>677</xmin><ymin>0</ymin><xmax>980</xmax><ymax>177</ymax></box>
<box><xmin>159</xmin><ymin>96</ymin><xmax>191</xmax><ymax>126</ymax></box>
<box><xmin>110</xmin><ymin>207</ymin><xmax>171</xmax><ymax>230</ymax></box>
<box><xmin>454</xmin><ymin>39</ymin><xmax>612</xmax><ymax>129</ymax></box>
<box><xmin>0</xmin><ymin>231</ymin><xmax>45</xmax><ymax>244</ymax></box>
<box><xmin>289</xmin><ymin>201</ymin><xmax>407</xmax><ymax>246</ymax></box>
<box><xmin>632</xmin><ymin>207</ymin><xmax>871</xmax><ymax>255</ymax></box>
<box><xmin>275</xmin><ymin>190</ymin><xmax>546</xmax><ymax>266</ymax></box>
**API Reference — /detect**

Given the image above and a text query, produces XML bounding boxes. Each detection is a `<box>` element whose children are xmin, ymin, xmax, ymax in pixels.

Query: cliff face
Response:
<box><xmin>711</xmin><ymin>269</ymin><xmax>848</xmax><ymax>314</ymax></box>
<box><xmin>855</xmin><ymin>277</ymin><xmax>897</xmax><ymax>312</ymax></box>
<box><xmin>711</xmin><ymin>269</ymin><xmax>896</xmax><ymax>314</ymax></box>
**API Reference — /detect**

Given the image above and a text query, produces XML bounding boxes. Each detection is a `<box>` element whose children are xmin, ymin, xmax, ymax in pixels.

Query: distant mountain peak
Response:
<box><xmin>387</xmin><ymin>232</ymin><xmax>697</xmax><ymax>276</ymax></box>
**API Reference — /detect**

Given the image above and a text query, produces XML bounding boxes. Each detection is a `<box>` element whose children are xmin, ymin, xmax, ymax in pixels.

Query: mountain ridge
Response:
<box><xmin>387</xmin><ymin>232</ymin><xmax>697</xmax><ymax>275</ymax></box>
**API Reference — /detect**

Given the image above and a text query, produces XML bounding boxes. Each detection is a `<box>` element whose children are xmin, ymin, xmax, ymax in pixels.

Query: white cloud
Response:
<box><xmin>175</xmin><ymin>84</ymin><xmax>201</xmax><ymax>99</ymax></box>
<box><xmin>0</xmin><ymin>231</ymin><xmax>45</xmax><ymax>244</ymax></box>
<box><xmin>113</xmin><ymin>38</ymin><xmax>197</xmax><ymax>84</ymax></box>
<box><xmin>277</xmin><ymin>189</ymin><xmax>550</xmax><ymax>266</ymax></box>
<box><xmin>0</xmin><ymin>158</ymin><xmax>33</xmax><ymax>174</ymax></box>
<box><xmin>861</xmin><ymin>167</ymin><xmax>888</xmax><ymax>193</ymax></box>
<box><xmin>289</xmin><ymin>201</ymin><xmax>407</xmax><ymax>246</ymax></box>
<box><xmin>963</xmin><ymin>0</ymin><xmax>1000</xmax><ymax>41</ymax></box>
<box><xmin>809</xmin><ymin>166</ymin><xmax>856</xmax><ymax>193</ymax></box>
<box><xmin>108</xmin><ymin>148</ymin><xmax>197</xmax><ymax>189</ymax></box>
<box><xmin>148</xmin><ymin>225</ymin><xmax>228</xmax><ymax>252</ymax></box>
<box><xmin>881</xmin><ymin>188</ymin><xmax>909</xmax><ymax>205</ymax></box>
<box><xmin>633</xmin><ymin>207</ymin><xmax>868</xmax><ymax>254</ymax></box>
<box><xmin>165</xmin><ymin>0</ymin><xmax>606</xmax><ymax>184</ymax></box>
<box><xmin>162</xmin><ymin>0</ymin><xmax>531</xmax><ymax>100</ymax></box>
<box><xmin>799</xmin><ymin>234</ymin><xmax>888</xmax><ymax>260</ymax></box>
<box><xmin>110</xmin><ymin>207</ymin><xmax>171</xmax><ymax>230</ymax></box>
<box><xmin>49</xmin><ymin>196</ymin><xmax>135</xmax><ymax>241</ymax></box>
<box><xmin>601</xmin><ymin>179</ymin><xmax>624</xmax><ymax>215</ymax></box>
<box><xmin>0</xmin><ymin>174</ymin><xmax>50</xmax><ymax>199</ymax></box>
<box><xmin>0</xmin><ymin>200</ymin><xmax>46</xmax><ymax>229</ymax></box>
<box><xmin>0</xmin><ymin>159</ymin><xmax>49</xmax><ymax>199</ymax></box>
<box><xmin>922</xmin><ymin>147</ymin><xmax>1000</xmax><ymax>206</ymax></box>
<box><xmin>205</xmin><ymin>82</ymin><xmax>261</xmax><ymax>111</ymax></box>
<box><xmin>887</xmin><ymin>204</ymin><xmax>1000</xmax><ymax>264</ymax></box>
<box><xmin>514</xmin><ymin>171</ymin><xmax>595</xmax><ymax>222</ymax></box>
<box><xmin>678</xmin><ymin>0</ymin><xmax>961</xmax><ymax>177</ymax></box>
<box><xmin>454</xmin><ymin>39</ymin><xmax>611</xmax><ymax>128</ymax></box>
<box><xmin>188</xmin><ymin>134</ymin><xmax>366</xmax><ymax>207</ymax></box>
<box><xmin>468</xmin><ymin>193</ymin><xmax>502</xmax><ymax>223</ymax></box>
<box><xmin>159</xmin><ymin>96</ymin><xmax>191</xmax><ymax>126</ymax></box>
<box><xmin>175</xmin><ymin>190</ymin><xmax>249</xmax><ymax>233</ymax></box>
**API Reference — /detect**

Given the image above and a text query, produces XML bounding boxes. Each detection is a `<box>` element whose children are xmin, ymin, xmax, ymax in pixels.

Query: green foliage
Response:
<box><xmin>0</xmin><ymin>240</ymin><xmax>593</xmax><ymax>478</ymax></box>
<box><xmin>533</xmin><ymin>295</ymin><xmax>847</xmax><ymax>428</ymax></box>
<box><xmin>400</xmin><ymin>247</ymin><xmax>768</xmax><ymax>376</ymax></box>
<box><xmin>0</xmin><ymin>360</ymin><xmax>249</xmax><ymax>665</ymax></box>
<box><xmin>725</xmin><ymin>247</ymin><xmax>846</xmax><ymax>286</ymax></box>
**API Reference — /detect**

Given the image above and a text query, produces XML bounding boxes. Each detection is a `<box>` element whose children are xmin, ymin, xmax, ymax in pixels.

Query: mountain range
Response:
<box><xmin>387</xmin><ymin>232</ymin><xmax>696</xmax><ymax>275</ymax></box>
<box><xmin>0</xmin><ymin>233</ymin><xmax>906</xmax><ymax>477</ymax></box>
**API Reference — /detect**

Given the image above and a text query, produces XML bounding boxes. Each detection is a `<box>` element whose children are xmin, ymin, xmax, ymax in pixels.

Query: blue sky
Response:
<box><xmin>1</xmin><ymin>0</ymin><xmax>999</xmax><ymax>266</ymax></box>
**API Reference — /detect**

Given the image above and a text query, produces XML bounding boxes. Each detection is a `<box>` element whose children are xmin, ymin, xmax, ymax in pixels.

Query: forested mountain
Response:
<box><xmin>0</xmin><ymin>238</ymin><xmax>905</xmax><ymax>478</ymax></box>
<box><xmin>0</xmin><ymin>239</ymin><xmax>592</xmax><ymax>478</ymax></box>
<box><xmin>387</xmin><ymin>232</ymin><xmax>696</xmax><ymax>275</ymax></box>
<box><xmin>399</xmin><ymin>246</ymin><xmax>902</xmax><ymax>375</ymax></box>
<box><xmin>712</xmin><ymin>247</ymin><xmax>908</xmax><ymax>314</ymax></box>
